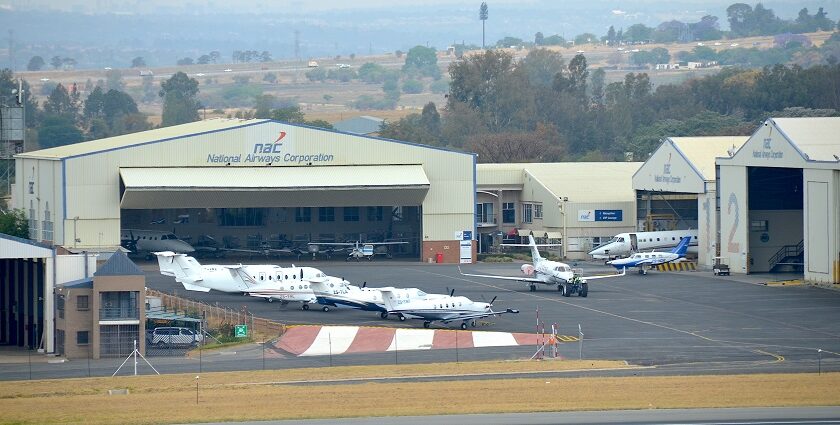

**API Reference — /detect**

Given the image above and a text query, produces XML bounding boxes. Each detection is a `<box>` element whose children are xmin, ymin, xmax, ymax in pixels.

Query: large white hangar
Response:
<box><xmin>717</xmin><ymin>117</ymin><xmax>840</xmax><ymax>283</ymax></box>
<box><xmin>13</xmin><ymin>119</ymin><xmax>476</xmax><ymax>263</ymax></box>
<box><xmin>476</xmin><ymin>162</ymin><xmax>642</xmax><ymax>259</ymax></box>
<box><xmin>633</xmin><ymin>136</ymin><xmax>749</xmax><ymax>266</ymax></box>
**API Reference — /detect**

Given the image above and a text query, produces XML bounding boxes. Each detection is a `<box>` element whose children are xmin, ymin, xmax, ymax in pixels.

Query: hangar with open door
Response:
<box><xmin>13</xmin><ymin>119</ymin><xmax>476</xmax><ymax>264</ymax></box>
<box><xmin>717</xmin><ymin>117</ymin><xmax>840</xmax><ymax>283</ymax></box>
<box><xmin>633</xmin><ymin>137</ymin><xmax>748</xmax><ymax>266</ymax></box>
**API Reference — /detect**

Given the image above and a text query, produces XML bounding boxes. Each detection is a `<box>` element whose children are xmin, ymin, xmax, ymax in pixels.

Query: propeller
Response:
<box><xmin>448</xmin><ymin>288</ymin><xmax>455</xmax><ymax>297</ymax></box>
<box><xmin>361</xmin><ymin>281</ymin><xmax>367</xmax><ymax>288</ymax></box>
<box><xmin>489</xmin><ymin>296</ymin><xmax>497</xmax><ymax>306</ymax></box>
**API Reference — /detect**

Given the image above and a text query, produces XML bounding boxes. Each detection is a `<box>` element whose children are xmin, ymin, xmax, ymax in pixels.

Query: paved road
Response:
<box><xmin>189</xmin><ymin>407</ymin><xmax>840</xmax><ymax>425</ymax></box>
<box><xmin>3</xmin><ymin>260</ymin><xmax>839</xmax><ymax>380</ymax></box>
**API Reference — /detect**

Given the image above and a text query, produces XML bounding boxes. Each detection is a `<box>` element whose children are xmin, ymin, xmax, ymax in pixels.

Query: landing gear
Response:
<box><xmin>471</xmin><ymin>320</ymin><xmax>477</xmax><ymax>327</ymax></box>
<box><xmin>529</xmin><ymin>284</ymin><xmax>536</xmax><ymax>292</ymax></box>
<box><xmin>398</xmin><ymin>314</ymin><xmax>406</xmax><ymax>322</ymax></box>
<box><xmin>322</xmin><ymin>306</ymin><xmax>330</xmax><ymax>312</ymax></box>
<box><xmin>580</xmin><ymin>283</ymin><xmax>588</xmax><ymax>298</ymax></box>
<box><xmin>379</xmin><ymin>311</ymin><xmax>389</xmax><ymax>319</ymax></box>
<box><xmin>423</xmin><ymin>321</ymin><xmax>431</xmax><ymax>328</ymax></box>
<box><xmin>460</xmin><ymin>322</ymin><xmax>468</xmax><ymax>330</ymax></box>
<box><xmin>302</xmin><ymin>304</ymin><xmax>310</xmax><ymax>310</ymax></box>
<box><xmin>639</xmin><ymin>268</ymin><xmax>647</xmax><ymax>275</ymax></box>
<box><xmin>266</xmin><ymin>297</ymin><xmax>273</xmax><ymax>303</ymax></box>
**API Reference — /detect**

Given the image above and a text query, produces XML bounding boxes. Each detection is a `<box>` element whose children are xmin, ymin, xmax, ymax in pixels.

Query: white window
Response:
<box><xmin>522</xmin><ymin>204</ymin><xmax>533</xmax><ymax>224</ymax></box>
<box><xmin>534</xmin><ymin>204</ymin><xmax>543</xmax><ymax>219</ymax></box>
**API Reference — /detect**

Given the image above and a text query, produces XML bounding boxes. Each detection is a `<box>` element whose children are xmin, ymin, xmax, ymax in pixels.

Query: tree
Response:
<box><xmin>403</xmin><ymin>45</ymin><xmax>439</xmax><ymax>78</ymax></box>
<box><xmin>402</xmin><ymin>79</ymin><xmax>424</xmax><ymax>94</ymax></box>
<box><xmin>50</xmin><ymin>56</ymin><xmax>62</xmax><ymax>70</ymax></box>
<box><xmin>260</xmin><ymin>51</ymin><xmax>272</xmax><ymax>62</ymax></box>
<box><xmin>606</xmin><ymin>26</ymin><xmax>617</xmax><ymax>46</ymax></box>
<box><xmin>624</xmin><ymin>24</ymin><xmax>653</xmax><ymax>43</ymax></box>
<box><xmin>263</xmin><ymin>73</ymin><xmax>277</xmax><ymax>83</ymax></box>
<box><xmin>105</xmin><ymin>69</ymin><xmax>124</xmax><ymax>91</ymax></box>
<box><xmin>520</xmin><ymin>48</ymin><xmax>565</xmax><ymax>88</ymax></box>
<box><xmin>176</xmin><ymin>57</ymin><xmax>194</xmax><ymax>66</ymax></box>
<box><xmin>574</xmin><ymin>33</ymin><xmax>598</xmax><ymax>45</ymax></box>
<box><xmin>358</xmin><ymin>62</ymin><xmax>389</xmax><ymax>83</ymax></box>
<box><xmin>209</xmin><ymin>51</ymin><xmax>221</xmax><ymax>63</ymax></box>
<box><xmin>43</xmin><ymin>83</ymin><xmax>77</xmax><ymax>119</ymax></box>
<box><xmin>534</xmin><ymin>32</ymin><xmax>544</xmax><ymax>46</ymax></box>
<box><xmin>38</xmin><ymin>115</ymin><xmax>83</xmax><ymax>148</ymax></box>
<box><xmin>253</xmin><ymin>94</ymin><xmax>276</xmax><ymax>119</ymax></box>
<box><xmin>480</xmin><ymin>2</ymin><xmax>488</xmax><ymax>49</ymax></box>
<box><xmin>159</xmin><ymin>72</ymin><xmax>200</xmax><ymax>127</ymax></box>
<box><xmin>495</xmin><ymin>37</ymin><xmax>524</xmax><ymax>48</ymax></box>
<box><xmin>0</xmin><ymin>209</ymin><xmax>29</xmax><ymax>239</ymax></box>
<box><xmin>196</xmin><ymin>55</ymin><xmax>211</xmax><ymax>64</ymax></box>
<box><xmin>543</xmin><ymin>35</ymin><xmax>566</xmax><ymax>46</ymax></box>
<box><xmin>131</xmin><ymin>56</ymin><xmax>146</xmax><ymax>68</ymax></box>
<box><xmin>27</xmin><ymin>56</ymin><xmax>45</xmax><ymax>71</ymax></box>
<box><xmin>270</xmin><ymin>105</ymin><xmax>306</xmax><ymax>123</ymax></box>
<box><xmin>727</xmin><ymin>3</ymin><xmax>753</xmax><ymax>37</ymax></box>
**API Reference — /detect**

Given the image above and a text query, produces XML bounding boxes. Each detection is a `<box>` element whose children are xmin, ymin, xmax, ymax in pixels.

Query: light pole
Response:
<box><xmin>559</xmin><ymin>197</ymin><xmax>568</xmax><ymax>259</ymax></box>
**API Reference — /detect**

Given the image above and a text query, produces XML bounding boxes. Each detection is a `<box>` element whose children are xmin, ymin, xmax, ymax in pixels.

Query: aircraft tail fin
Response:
<box><xmin>671</xmin><ymin>236</ymin><xmax>692</xmax><ymax>256</ymax></box>
<box><xmin>527</xmin><ymin>235</ymin><xmax>543</xmax><ymax>262</ymax></box>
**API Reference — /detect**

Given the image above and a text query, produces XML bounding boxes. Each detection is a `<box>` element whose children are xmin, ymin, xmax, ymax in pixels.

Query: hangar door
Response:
<box><xmin>747</xmin><ymin>167</ymin><xmax>803</xmax><ymax>273</ymax></box>
<box><xmin>118</xmin><ymin>165</ymin><xmax>430</xmax><ymax>259</ymax></box>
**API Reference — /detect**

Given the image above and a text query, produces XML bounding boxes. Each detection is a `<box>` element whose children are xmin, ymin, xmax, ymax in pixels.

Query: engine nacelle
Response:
<box><xmin>521</xmin><ymin>264</ymin><xmax>535</xmax><ymax>276</ymax></box>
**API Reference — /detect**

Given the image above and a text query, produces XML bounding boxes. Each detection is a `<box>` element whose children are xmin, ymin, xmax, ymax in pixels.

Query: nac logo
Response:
<box><xmin>663</xmin><ymin>152</ymin><xmax>672</xmax><ymax>174</ymax></box>
<box><xmin>253</xmin><ymin>131</ymin><xmax>287</xmax><ymax>154</ymax></box>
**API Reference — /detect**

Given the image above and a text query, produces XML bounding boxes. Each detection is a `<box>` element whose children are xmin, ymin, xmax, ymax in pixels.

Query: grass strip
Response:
<box><xmin>0</xmin><ymin>361</ymin><xmax>837</xmax><ymax>425</ymax></box>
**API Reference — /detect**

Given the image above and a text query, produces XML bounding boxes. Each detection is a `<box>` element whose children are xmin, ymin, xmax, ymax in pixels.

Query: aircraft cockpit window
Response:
<box><xmin>305</xmin><ymin>285</ymin><xmax>308</xmax><ymax>289</ymax></box>
<box><xmin>617</xmin><ymin>237</ymin><xmax>624</xmax><ymax>243</ymax></box>
<box><xmin>329</xmin><ymin>283</ymin><xmax>334</xmax><ymax>287</ymax></box>
<box><xmin>277</xmin><ymin>275</ymin><xmax>281</xmax><ymax>280</ymax></box>
<box><xmin>417</xmin><ymin>290</ymin><xmax>427</xmax><ymax>297</ymax></box>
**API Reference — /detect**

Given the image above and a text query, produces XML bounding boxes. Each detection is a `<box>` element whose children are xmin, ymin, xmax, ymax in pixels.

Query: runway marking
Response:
<box><xmin>411</xmin><ymin>268</ymin><xmax>790</xmax><ymax>363</ymax></box>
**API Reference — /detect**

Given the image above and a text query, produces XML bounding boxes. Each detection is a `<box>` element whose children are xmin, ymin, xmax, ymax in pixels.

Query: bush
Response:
<box><xmin>402</xmin><ymin>79</ymin><xmax>424</xmax><ymax>94</ymax></box>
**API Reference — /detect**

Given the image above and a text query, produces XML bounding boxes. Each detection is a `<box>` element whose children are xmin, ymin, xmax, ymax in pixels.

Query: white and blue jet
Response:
<box><xmin>607</xmin><ymin>236</ymin><xmax>692</xmax><ymax>275</ymax></box>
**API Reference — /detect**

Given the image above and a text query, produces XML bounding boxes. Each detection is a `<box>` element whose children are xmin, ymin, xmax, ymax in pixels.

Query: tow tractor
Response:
<box><xmin>559</xmin><ymin>273</ymin><xmax>588</xmax><ymax>297</ymax></box>
<box><xmin>713</xmin><ymin>257</ymin><xmax>730</xmax><ymax>276</ymax></box>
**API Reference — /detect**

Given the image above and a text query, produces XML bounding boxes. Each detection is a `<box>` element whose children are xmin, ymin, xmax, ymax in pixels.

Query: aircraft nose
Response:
<box><xmin>179</xmin><ymin>243</ymin><xmax>195</xmax><ymax>253</ymax></box>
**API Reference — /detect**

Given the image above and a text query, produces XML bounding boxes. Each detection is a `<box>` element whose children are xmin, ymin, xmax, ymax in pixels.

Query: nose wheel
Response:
<box><xmin>379</xmin><ymin>312</ymin><xmax>389</xmax><ymax>319</ymax></box>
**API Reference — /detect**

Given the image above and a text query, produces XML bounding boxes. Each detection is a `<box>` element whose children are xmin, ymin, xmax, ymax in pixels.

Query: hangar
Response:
<box><xmin>633</xmin><ymin>137</ymin><xmax>748</xmax><ymax>266</ymax></box>
<box><xmin>12</xmin><ymin>119</ymin><xmax>476</xmax><ymax>264</ymax></box>
<box><xmin>717</xmin><ymin>117</ymin><xmax>840</xmax><ymax>283</ymax></box>
<box><xmin>476</xmin><ymin>162</ymin><xmax>642</xmax><ymax>259</ymax></box>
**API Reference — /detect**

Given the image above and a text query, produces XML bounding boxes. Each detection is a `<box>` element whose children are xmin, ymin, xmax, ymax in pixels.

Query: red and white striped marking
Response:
<box><xmin>274</xmin><ymin>325</ymin><xmax>540</xmax><ymax>357</ymax></box>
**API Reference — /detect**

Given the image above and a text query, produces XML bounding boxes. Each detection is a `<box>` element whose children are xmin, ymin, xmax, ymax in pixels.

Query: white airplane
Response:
<box><xmin>307</xmin><ymin>240</ymin><xmax>409</xmax><ymax>261</ymax></box>
<box><xmin>153</xmin><ymin>252</ymin><xmax>341</xmax><ymax>309</ymax></box>
<box><xmin>307</xmin><ymin>280</ymin><xmax>447</xmax><ymax>318</ymax></box>
<box><xmin>121</xmin><ymin>229</ymin><xmax>195</xmax><ymax>254</ymax></box>
<box><xmin>607</xmin><ymin>236</ymin><xmax>692</xmax><ymax>275</ymax></box>
<box><xmin>459</xmin><ymin>235</ymin><xmax>624</xmax><ymax>296</ymax></box>
<box><xmin>587</xmin><ymin>229</ymin><xmax>698</xmax><ymax>260</ymax></box>
<box><xmin>380</xmin><ymin>289</ymin><xmax>518</xmax><ymax>329</ymax></box>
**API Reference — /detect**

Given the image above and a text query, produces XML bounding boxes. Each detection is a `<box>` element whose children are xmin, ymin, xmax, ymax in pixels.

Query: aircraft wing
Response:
<box><xmin>442</xmin><ymin>308</ymin><xmax>520</xmax><ymax>322</ymax></box>
<box><xmin>180</xmin><ymin>281</ymin><xmax>211</xmax><ymax>292</ymax></box>
<box><xmin>307</xmin><ymin>242</ymin><xmax>354</xmax><ymax>247</ymax></box>
<box><xmin>458</xmin><ymin>267</ymin><xmax>545</xmax><ymax>284</ymax></box>
<box><xmin>579</xmin><ymin>267</ymin><xmax>626</xmax><ymax>281</ymax></box>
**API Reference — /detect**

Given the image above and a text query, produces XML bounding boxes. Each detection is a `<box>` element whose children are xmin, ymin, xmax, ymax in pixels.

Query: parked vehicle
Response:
<box><xmin>713</xmin><ymin>257</ymin><xmax>730</xmax><ymax>276</ymax></box>
<box><xmin>307</xmin><ymin>60</ymin><xmax>319</xmax><ymax>68</ymax></box>
<box><xmin>146</xmin><ymin>327</ymin><xmax>202</xmax><ymax>347</ymax></box>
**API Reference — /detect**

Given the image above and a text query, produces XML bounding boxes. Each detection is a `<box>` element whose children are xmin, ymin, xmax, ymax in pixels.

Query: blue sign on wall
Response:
<box><xmin>595</xmin><ymin>210</ymin><xmax>623</xmax><ymax>221</ymax></box>
<box><xmin>462</xmin><ymin>230</ymin><xmax>472</xmax><ymax>240</ymax></box>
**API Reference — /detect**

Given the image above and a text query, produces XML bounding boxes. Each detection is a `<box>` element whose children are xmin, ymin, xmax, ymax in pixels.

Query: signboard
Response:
<box><xmin>595</xmin><ymin>210</ymin><xmax>623</xmax><ymax>221</ymax></box>
<box><xmin>459</xmin><ymin>240</ymin><xmax>472</xmax><ymax>264</ymax></box>
<box><xmin>578</xmin><ymin>209</ymin><xmax>623</xmax><ymax>222</ymax></box>
<box><xmin>234</xmin><ymin>325</ymin><xmax>248</xmax><ymax>338</ymax></box>
<box><xmin>462</xmin><ymin>230</ymin><xmax>472</xmax><ymax>240</ymax></box>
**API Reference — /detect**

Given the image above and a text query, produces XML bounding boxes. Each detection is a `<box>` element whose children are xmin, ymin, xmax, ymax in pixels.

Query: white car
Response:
<box><xmin>730</xmin><ymin>43</ymin><xmax>739</xmax><ymax>47</ymax></box>
<box><xmin>337</xmin><ymin>63</ymin><xmax>351</xmax><ymax>69</ymax></box>
<box><xmin>39</xmin><ymin>77</ymin><xmax>50</xmax><ymax>82</ymax></box>
<box><xmin>714</xmin><ymin>42</ymin><xmax>722</xmax><ymax>46</ymax></box>
<box><xmin>146</xmin><ymin>327</ymin><xmax>203</xmax><ymax>347</ymax></box>
<box><xmin>104</xmin><ymin>67</ymin><xmax>112</xmax><ymax>70</ymax></box>
<box><xmin>576</xmin><ymin>50</ymin><xmax>585</xmax><ymax>54</ymax></box>
<box><xmin>224</xmin><ymin>68</ymin><xmax>233</xmax><ymax>72</ymax></box>
<box><xmin>195</xmin><ymin>73</ymin><xmax>206</xmax><ymax>77</ymax></box>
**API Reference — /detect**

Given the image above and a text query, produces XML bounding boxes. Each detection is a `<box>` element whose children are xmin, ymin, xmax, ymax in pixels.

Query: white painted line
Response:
<box><xmin>300</xmin><ymin>326</ymin><xmax>359</xmax><ymax>357</ymax></box>
<box><xmin>387</xmin><ymin>328</ymin><xmax>435</xmax><ymax>351</ymax></box>
<box><xmin>472</xmin><ymin>331</ymin><xmax>518</xmax><ymax>347</ymax></box>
